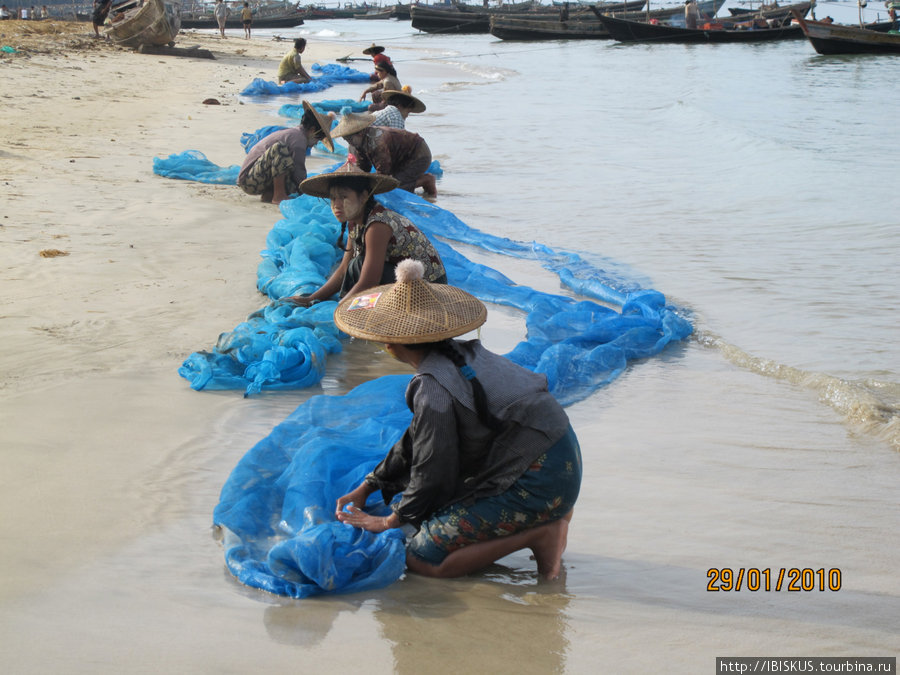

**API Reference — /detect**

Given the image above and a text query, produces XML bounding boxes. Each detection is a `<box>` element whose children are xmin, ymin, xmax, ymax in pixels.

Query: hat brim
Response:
<box><xmin>299</xmin><ymin>170</ymin><xmax>399</xmax><ymax>199</ymax></box>
<box><xmin>381</xmin><ymin>90</ymin><xmax>426</xmax><ymax>114</ymax></box>
<box><xmin>334</xmin><ymin>280</ymin><xmax>487</xmax><ymax>344</ymax></box>
<box><xmin>301</xmin><ymin>100</ymin><xmax>335</xmax><ymax>152</ymax></box>
<box><xmin>362</xmin><ymin>44</ymin><xmax>385</xmax><ymax>55</ymax></box>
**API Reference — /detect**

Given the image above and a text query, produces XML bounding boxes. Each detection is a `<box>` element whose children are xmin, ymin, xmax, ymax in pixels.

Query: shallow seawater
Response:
<box><xmin>3</xmin><ymin>9</ymin><xmax>899</xmax><ymax>673</ymax></box>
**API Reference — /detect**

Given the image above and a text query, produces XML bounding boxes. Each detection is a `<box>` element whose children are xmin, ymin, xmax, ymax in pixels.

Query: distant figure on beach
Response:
<box><xmin>0</xmin><ymin>5</ymin><xmax>11</xmax><ymax>20</ymax></box>
<box><xmin>214</xmin><ymin>0</ymin><xmax>228</xmax><ymax>38</ymax></box>
<box><xmin>684</xmin><ymin>0</ymin><xmax>701</xmax><ymax>28</ymax></box>
<box><xmin>92</xmin><ymin>0</ymin><xmax>112</xmax><ymax>37</ymax></box>
<box><xmin>331</xmin><ymin>109</ymin><xmax>437</xmax><ymax>196</ymax></box>
<box><xmin>360</xmin><ymin>58</ymin><xmax>401</xmax><ymax>112</ymax></box>
<box><xmin>41</xmin><ymin>4</ymin><xmax>48</xmax><ymax>19</ymax></box>
<box><xmin>20</xmin><ymin>5</ymin><xmax>29</xmax><ymax>18</ymax></box>
<box><xmin>277</xmin><ymin>37</ymin><xmax>311</xmax><ymax>84</ymax></box>
<box><xmin>237</xmin><ymin>100</ymin><xmax>332</xmax><ymax>205</ymax></box>
<box><xmin>284</xmin><ymin>162</ymin><xmax>446</xmax><ymax>306</ymax></box>
<box><xmin>241</xmin><ymin>1</ymin><xmax>252</xmax><ymax>39</ymax></box>
<box><xmin>332</xmin><ymin>260</ymin><xmax>581</xmax><ymax>581</ymax></box>
<box><xmin>372</xmin><ymin>89</ymin><xmax>426</xmax><ymax>130</ymax></box>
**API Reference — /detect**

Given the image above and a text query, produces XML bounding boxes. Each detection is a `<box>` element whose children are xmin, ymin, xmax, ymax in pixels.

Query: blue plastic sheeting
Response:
<box><xmin>214</xmin><ymin>375</ymin><xmax>412</xmax><ymax>598</ymax></box>
<box><xmin>152</xmin><ymin>150</ymin><xmax>240</xmax><ymax>184</ymax></box>
<box><xmin>240</xmin><ymin>64</ymin><xmax>371</xmax><ymax>97</ymax></box>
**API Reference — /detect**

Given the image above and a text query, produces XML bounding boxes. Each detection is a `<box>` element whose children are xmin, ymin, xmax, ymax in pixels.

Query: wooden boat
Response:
<box><xmin>353</xmin><ymin>7</ymin><xmax>395</xmax><ymax>19</ymax></box>
<box><xmin>410</xmin><ymin>1</ymin><xmax>540</xmax><ymax>34</ymax></box>
<box><xmin>793</xmin><ymin>11</ymin><xmax>900</xmax><ymax>54</ymax></box>
<box><xmin>596</xmin><ymin>0</ymin><xmax>726</xmax><ymax>28</ymax></box>
<box><xmin>180</xmin><ymin>1</ymin><xmax>304</xmax><ymax>28</ymax></box>
<box><xmin>105</xmin><ymin>0</ymin><xmax>182</xmax><ymax>47</ymax></box>
<box><xmin>596</xmin><ymin>12</ymin><xmax>804</xmax><ymax>41</ymax></box>
<box><xmin>722</xmin><ymin>0</ymin><xmax>812</xmax><ymax>25</ymax></box>
<box><xmin>490</xmin><ymin>14</ymin><xmax>612</xmax><ymax>39</ymax></box>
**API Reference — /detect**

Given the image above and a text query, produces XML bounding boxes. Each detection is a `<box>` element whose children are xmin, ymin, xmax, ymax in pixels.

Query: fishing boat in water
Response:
<box><xmin>180</xmin><ymin>1</ymin><xmax>304</xmax><ymax>28</ymax></box>
<box><xmin>793</xmin><ymin>11</ymin><xmax>900</xmax><ymax>53</ymax></box>
<box><xmin>490</xmin><ymin>14</ymin><xmax>612</xmax><ymax>39</ymax></box>
<box><xmin>594</xmin><ymin>0</ymin><xmax>725</xmax><ymax>27</ymax></box>
<box><xmin>596</xmin><ymin>11</ymin><xmax>805</xmax><ymax>41</ymax></box>
<box><xmin>105</xmin><ymin>0</ymin><xmax>182</xmax><ymax>47</ymax></box>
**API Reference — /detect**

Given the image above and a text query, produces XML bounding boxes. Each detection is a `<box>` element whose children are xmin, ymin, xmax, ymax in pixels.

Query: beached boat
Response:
<box><xmin>105</xmin><ymin>0</ymin><xmax>182</xmax><ymax>47</ymax></box>
<box><xmin>596</xmin><ymin>12</ymin><xmax>804</xmax><ymax>41</ymax></box>
<box><xmin>793</xmin><ymin>11</ymin><xmax>900</xmax><ymax>53</ymax></box>
<box><xmin>180</xmin><ymin>1</ymin><xmax>304</xmax><ymax>28</ymax></box>
<box><xmin>490</xmin><ymin>14</ymin><xmax>612</xmax><ymax>39</ymax></box>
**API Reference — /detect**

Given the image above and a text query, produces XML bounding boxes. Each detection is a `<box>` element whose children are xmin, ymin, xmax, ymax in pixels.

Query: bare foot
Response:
<box><xmin>260</xmin><ymin>189</ymin><xmax>274</xmax><ymax>202</ymax></box>
<box><xmin>529</xmin><ymin>519</ymin><xmax>568</xmax><ymax>580</ymax></box>
<box><xmin>416</xmin><ymin>173</ymin><xmax>437</xmax><ymax>197</ymax></box>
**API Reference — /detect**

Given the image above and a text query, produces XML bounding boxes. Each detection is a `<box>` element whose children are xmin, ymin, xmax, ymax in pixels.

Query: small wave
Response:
<box><xmin>696</xmin><ymin>329</ymin><xmax>900</xmax><ymax>452</ymax></box>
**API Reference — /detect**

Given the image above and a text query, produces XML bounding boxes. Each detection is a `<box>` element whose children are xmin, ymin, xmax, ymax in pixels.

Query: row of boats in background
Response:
<box><xmin>101</xmin><ymin>0</ymin><xmax>900</xmax><ymax>56</ymax></box>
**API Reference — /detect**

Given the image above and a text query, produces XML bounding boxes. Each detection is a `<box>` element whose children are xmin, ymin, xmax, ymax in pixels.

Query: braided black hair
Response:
<box><xmin>413</xmin><ymin>340</ymin><xmax>500</xmax><ymax>430</ymax></box>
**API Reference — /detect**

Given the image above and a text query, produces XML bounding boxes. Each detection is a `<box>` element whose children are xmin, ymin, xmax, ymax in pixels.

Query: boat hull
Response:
<box><xmin>799</xmin><ymin>18</ymin><xmax>900</xmax><ymax>54</ymax></box>
<box><xmin>105</xmin><ymin>0</ymin><xmax>182</xmax><ymax>48</ymax></box>
<box><xmin>597</xmin><ymin>13</ymin><xmax>804</xmax><ymax>42</ymax></box>
<box><xmin>490</xmin><ymin>15</ymin><xmax>611</xmax><ymax>40</ymax></box>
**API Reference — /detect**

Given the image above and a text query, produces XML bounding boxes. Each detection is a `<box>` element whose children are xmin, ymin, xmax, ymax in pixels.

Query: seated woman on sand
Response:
<box><xmin>285</xmin><ymin>162</ymin><xmax>446</xmax><ymax>307</ymax></box>
<box><xmin>332</xmin><ymin>260</ymin><xmax>582</xmax><ymax>580</ymax></box>
<box><xmin>330</xmin><ymin>109</ymin><xmax>437</xmax><ymax>196</ymax></box>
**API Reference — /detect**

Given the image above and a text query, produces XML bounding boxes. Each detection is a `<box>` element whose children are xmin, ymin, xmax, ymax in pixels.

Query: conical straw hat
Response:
<box><xmin>334</xmin><ymin>260</ymin><xmax>486</xmax><ymax>344</ymax></box>
<box><xmin>330</xmin><ymin>109</ymin><xmax>375</xmax><ymax>139</ymax></box>
<box><xmin>381</xmin><ymin>89</ymin><xmax>426</xmax><ymax>114</ymax></box>
<box><xmin>301</xmin><ymin>100</ymin><xmax>335</xmax><ymax>152</ymax></box>
<box><xmin>299</xmin><ymin>160</ymin><xmax>398</xmax><ymax>198</ymax></box>
<box><xmin>363</xmin><ymin>43</ymin><xmax>385</xmax><ymax>55</ymax></box>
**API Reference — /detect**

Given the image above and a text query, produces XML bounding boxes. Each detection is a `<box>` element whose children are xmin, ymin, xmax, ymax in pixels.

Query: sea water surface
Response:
<box><xmin>6</xmin><ymin>8</ymin><xmax>900</xmax><ymax>673</ymax></box>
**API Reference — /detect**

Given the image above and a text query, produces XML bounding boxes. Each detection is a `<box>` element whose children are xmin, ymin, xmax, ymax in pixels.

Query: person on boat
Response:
<box><xmin>360</xmin><ymin>59</ymin><xmax>402</xmax><ymax>112</ymax></box>
<box><xmin>237</xmin><ymin>100</ymin><xmax>333</xmax><ymax>205</ymax></box>
<box><xmin>372</xmin><ymin>89</ymin><xmax>427</xmax><ymax>130</ymax></box>
<box><xmin>240</xmin><ymin>1</ymin><xmax>252</xmax><ymax>39</ymax></box>
<box><xmin>284</xmin><ymin>161</ymin><xmax>446</xmax><ymax>306</ymax></box>
<box><xmin>684</xmin><ymin>0</ymin><xmax>706</xmax><ymax>29</ymax></box>
<box><xmin>332</xmin><ymin>260</ymin><xmax>582</xmax><ymax>581</ymax></box>
<box><xmin>277</xmin><ymin>37</ymin><xmax>312</xmax><ymax>84</ymax></box>
<box><xmin>91</xmin><ymin>0</ymin><xmax>112</xmax><ymax>37</ymax></box>
<box><xmin>214</xmin><ymin>0</ymin><xmax>228</xmax><ymax>38</ymax></box>
<box><xmin>331</xmin><ymin>109</ymin><xmax>437</xmax><ymax>196</ymax></box>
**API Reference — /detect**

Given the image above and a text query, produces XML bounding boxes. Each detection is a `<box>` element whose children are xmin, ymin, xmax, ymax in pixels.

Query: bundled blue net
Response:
<box><xmin>240</xmin><ymin>63</ymin><xmax>371</xmax><ymax>96</ymax></box>
<box><xmin>154</xmin><ymin>129</ymin><xmax>693</xmax><ymax>598</ymax></box>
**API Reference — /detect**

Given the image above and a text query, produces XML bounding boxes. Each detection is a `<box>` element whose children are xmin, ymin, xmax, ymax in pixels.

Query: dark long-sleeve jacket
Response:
<box><xmin>365</xmin><ymin>340</ymin><xmax>570</xmax><ymax>528</ymax></box>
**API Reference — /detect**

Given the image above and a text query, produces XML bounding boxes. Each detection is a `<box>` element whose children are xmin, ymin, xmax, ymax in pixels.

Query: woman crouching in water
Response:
<box><xmin>286</xmin><ymin>161</ymin><xmax>446</xmax><ymax>306</ymax></box>
<box><xmin>333</xmin><ymin>260</ymin><xmax>581</xmax><ymax>579</ymax></box>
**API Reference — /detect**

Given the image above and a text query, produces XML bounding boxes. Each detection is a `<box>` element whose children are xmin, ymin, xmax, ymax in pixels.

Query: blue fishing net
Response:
<box><xmin>240</xmin><ymin>63</ymin><xmax>371</xmax><ymax>96</ymax></box>
<box><xmin>155</xmin><ymin>134</ymin><xmax>693</xmax><ymax>598</ymax></box>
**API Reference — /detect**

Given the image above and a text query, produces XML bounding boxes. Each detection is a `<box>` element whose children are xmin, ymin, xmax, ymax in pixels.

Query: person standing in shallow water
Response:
<box><xmin>333</xmin><ymin>260</ymin><xmax>582</xmax><ymax>580</ymax></box>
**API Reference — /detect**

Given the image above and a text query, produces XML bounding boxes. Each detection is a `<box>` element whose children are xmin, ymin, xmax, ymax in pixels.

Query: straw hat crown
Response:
<box><xmin>334</xmin><ymin>260</ymin><xmax>487</xmax><ymax>344</ymax></box>
<box><xmin>330</xmin><ymin>107</ymin><xmax>375</xmax><ymax>139</ymax></box>
<box><xmin>363</xmin><ymin>43</ymin><xmax>385</xmax><ymax>55</ymax></box>
<box><xmin>299</xmin><ymin>160</ymin><xmax>398</xmax><ymax>198</ymax></box>
<box><xmin>301</xmin><ymin>100</ymin><xmax>335</xmax><ymax>152</ymax></box>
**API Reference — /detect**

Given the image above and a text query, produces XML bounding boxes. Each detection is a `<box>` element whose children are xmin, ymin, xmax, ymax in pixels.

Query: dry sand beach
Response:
<box><xmin>2</xmin><ymin>19</ymin><xmax>898</xmax><ymax>674</ymax></box>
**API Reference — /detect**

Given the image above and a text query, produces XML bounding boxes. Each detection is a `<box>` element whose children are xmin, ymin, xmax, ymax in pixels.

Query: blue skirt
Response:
<box><xmin>407</xmin><ymin>425</ymin><xmax>582</xmax><ymax>566</ymax></box>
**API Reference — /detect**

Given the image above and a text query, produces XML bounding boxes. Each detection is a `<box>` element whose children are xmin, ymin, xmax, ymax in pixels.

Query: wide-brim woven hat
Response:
<box><xmin>363</xmin><ymin>43</ymin><xmax>385</xmax><ymax>55</ymax></box>
<box><xmin>301</xmin><ymin>100</ymin><xmax>335</xmax><ymax>152</ymax></box>
<box><xmin>381</xmin><ymin>89</ymin><xmax>426</xmax><ymax>114</ymax></box>
<box><xmin>330</xmin><ymin>110</ymin><xmax>375</xmax><ymax>139</ymax></box>
<box><xmin>299</xmin><ymin>161</ymin><xmax>399</xmax><ymax>198</ymax></box>
<box><xmin>334</xmin><ymin>260</ymin><xmax>487</xmax><ymax>344</ymax></box>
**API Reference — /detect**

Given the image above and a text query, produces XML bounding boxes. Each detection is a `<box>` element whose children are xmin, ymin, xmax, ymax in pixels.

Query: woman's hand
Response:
<box><xmin>337</xmin><ymin>506</ymin><xmax>395</xmax><ymax>533</ymax></box>
<box><xmin>284</xmin><ymin>294</ymin><xmax>315</xmax><ymax>307</ymax></box>
<box><xmin>335</xmin><ymin>483</ymin><xmax>374</xmax><ymax>517</ymax></box>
